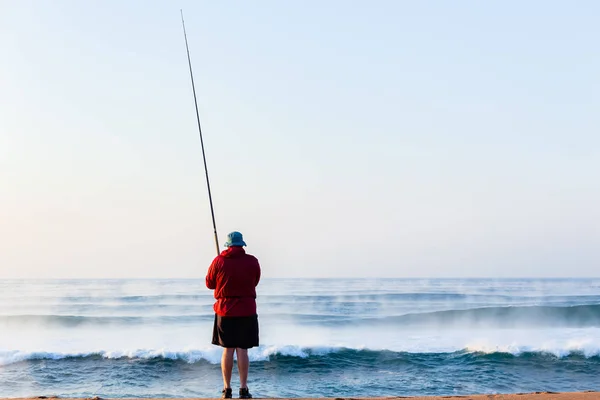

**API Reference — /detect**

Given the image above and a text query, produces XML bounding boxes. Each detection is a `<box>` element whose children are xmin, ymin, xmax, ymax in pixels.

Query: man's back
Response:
<box><xmin>206</xmin><ymin>246</ymin><xmax>261</xmax><ymax>316</ymax></box>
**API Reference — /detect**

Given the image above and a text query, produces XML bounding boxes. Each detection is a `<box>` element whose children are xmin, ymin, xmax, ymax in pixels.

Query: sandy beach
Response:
<box><xmin>402</xmin><ymin>392</ymin><xmax>600</xmax><ymax>400</ymax></box>
<box><xmin>3</xmin><ymin>392</ymin><xmax>600</xmax><ymax>400</ymax></box>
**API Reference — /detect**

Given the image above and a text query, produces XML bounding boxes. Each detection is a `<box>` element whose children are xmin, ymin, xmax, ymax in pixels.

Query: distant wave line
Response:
<box><xmin>1</xmin><ymin>304</ymin><xmax>599</xmax><ymax>328</ymax></box>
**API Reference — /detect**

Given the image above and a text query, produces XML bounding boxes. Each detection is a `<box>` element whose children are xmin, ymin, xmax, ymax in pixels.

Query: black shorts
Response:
<box><xmin>212</xmin><ymin>314</ymin><xmax>259</xmax><ymax>349</ymax></box>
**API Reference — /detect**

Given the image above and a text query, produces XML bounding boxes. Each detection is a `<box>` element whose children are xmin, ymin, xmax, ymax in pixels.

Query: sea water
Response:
<box><xmin>0</xmin><ymin>278</ymin><xmax>599</xmax><ymax>397</ymax></box>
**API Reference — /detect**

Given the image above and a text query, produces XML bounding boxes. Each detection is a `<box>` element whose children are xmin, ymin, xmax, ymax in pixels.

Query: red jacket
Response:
<box><xmin>205</xmin><ymin>246</ymin><xmax>261</xmax><ymax>317</ymax></box>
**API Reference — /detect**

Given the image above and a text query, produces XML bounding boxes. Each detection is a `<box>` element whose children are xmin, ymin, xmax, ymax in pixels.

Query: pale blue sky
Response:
<box><xmin>1</xmin><ymin>1</ymin><xmax>598</xmax><ymax>278</ymax></box>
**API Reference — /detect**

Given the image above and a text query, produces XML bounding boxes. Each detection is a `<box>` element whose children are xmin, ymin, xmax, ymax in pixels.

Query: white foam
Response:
<box><xmin>465</xmin><ymin>330</ymin><xmax>600</xmax><ymax>357</ymax></box>
<box><xmin>2</xmin><ymin>328</ymin><xmax>600</xmax><ymax>367</ymax></box>
<box><xmin>0</xmin><ymin>345</ymin><xmax>346</xmax><ymax>366</ymax></box>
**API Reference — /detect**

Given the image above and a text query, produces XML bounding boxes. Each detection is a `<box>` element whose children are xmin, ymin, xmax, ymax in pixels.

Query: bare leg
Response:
<box><xmin>221</xmin><ymin>348</ymin><xmax>235</xmax><ymax>389</ymax></box>
<box><xmin>236</xmin><ymin>348</ymin><xmax>249</xmax><ymax>388</ymax></box>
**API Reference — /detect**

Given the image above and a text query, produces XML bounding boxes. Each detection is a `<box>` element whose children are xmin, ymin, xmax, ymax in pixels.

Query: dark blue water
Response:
<box><xmin>1</xmin><ymin>350</ymin><xmax>599</xmax><ymax>397</ymax></box>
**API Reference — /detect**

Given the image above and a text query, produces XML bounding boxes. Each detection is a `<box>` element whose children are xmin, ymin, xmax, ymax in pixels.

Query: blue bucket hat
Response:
<box><xmin>224</xmin><ymin>231</ymin><xmax>246</xmax><ymax>247</ymax></box>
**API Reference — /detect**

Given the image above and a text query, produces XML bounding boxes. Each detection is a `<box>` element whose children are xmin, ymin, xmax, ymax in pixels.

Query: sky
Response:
<box><xmin>0</xmin><ymin>1</ymin><xmax>599</xmax><ymax>278</ymax></box>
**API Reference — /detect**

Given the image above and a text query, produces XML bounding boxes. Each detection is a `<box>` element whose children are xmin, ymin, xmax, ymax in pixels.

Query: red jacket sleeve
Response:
<box><xmin>255</xmin><ymin>260</ymin><xmax>261</xmax><ymax>287</ymax></box>
<box><xmin>206</xmin><ymin>257</ymin><xmax>219</xmax><ymax>290</ymax></box>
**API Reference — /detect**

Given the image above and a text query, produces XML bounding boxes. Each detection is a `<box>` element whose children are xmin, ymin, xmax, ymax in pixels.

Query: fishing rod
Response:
<box><xmin>180</xmin><ymin>10</ymin><xmax>220</xmax><ymax>256</ymax></box>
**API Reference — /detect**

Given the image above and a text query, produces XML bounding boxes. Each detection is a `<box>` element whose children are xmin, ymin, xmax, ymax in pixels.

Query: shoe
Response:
<box><xmin>239</xmin><ymin>387</ymin><xmax>252</xmax><ymax>399</ymax></box>
<box><xmin>221</xmin><ymin>388</ymin><xmax>232</xmax><ymax>399</ymax></box>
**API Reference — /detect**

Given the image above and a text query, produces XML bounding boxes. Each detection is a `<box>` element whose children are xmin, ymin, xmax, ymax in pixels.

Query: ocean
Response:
<box><xmin>0</xmin><ymin>278</ymin><xmax>599</xmax><ymax>398</ymax></box>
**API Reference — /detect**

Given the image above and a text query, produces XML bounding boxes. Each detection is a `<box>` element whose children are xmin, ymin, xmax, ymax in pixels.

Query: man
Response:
<box><xmin>206</xmin><ymin>231</ymin><xmax>261</xmax><ymax>399</ymax></box>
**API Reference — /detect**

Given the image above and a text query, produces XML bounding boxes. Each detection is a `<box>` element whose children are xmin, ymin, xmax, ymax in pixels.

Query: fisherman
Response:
<box><xmin>206</xmin><ymin>231</ymin><xmax>261</xmax><ymax>399</ymax></box>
